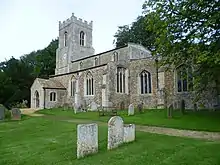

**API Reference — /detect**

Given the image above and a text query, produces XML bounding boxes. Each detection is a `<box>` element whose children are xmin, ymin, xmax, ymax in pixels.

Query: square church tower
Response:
<box><xmin>55</xmin><ymin>13</ymin><xmax>95</xmax><ymax>75</ymax></box>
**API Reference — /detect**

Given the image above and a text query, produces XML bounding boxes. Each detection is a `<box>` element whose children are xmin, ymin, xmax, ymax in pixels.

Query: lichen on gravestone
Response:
<box><xmin>77</xmin><ymin>123</ymin><xmax>98</xmax><ymax>159</ymax></box>
<box><xmin>107</xmin><ymin>116</ymin><xmax>124</xmax><ymax>150</ymax></box>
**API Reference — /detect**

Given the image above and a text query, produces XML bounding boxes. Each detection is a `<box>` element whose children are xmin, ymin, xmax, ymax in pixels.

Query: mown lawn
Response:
<box><xmin>0</xmin><ymin>116</ymin><xmax>220</xmax><ymax>165</ymax></box>
<box><xmin>37</xmin><ymin>108</ymin><xmax>220</xmax><ymax>132</ymax></box>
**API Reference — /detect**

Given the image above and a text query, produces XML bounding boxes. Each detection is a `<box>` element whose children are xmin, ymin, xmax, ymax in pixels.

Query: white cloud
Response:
<box><xmin>0</xmin><ymin>0</ymin><xmax>144</xmax><ymax>62</ymax></box>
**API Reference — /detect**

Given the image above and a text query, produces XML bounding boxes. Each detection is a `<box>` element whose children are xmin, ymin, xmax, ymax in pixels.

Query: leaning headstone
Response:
<box><xmin>0</xmin><ymin>107</ymin><xmax>5</xmax><ymax>121</ymax></box>
<box><xmin>123</xmin><ymin>124</ymin><xmax>135</xmax><ymax>143</ymax></box>
<box><xmin>11</xmin><ymin>108</ymin><xmax>21</xmax><ymax>120</ymax></box>
<box><xmin>128</xmin><ymin>104</ymin><xmax>134</xmax><ymax>116</ymax></box>
<box><xmin>77</xmin><ymin>123</ymin><xmax>98</xmax><ymax>159</ymax></box>
<box><xmin>167</xmin><ymin>104</ymin><xmax>173</xmax><ymax>118</ymax></box>
<box><xmin>107</xmin><ymin>116</ymin><xmax>124</xmax><ymax>150</ymax></box>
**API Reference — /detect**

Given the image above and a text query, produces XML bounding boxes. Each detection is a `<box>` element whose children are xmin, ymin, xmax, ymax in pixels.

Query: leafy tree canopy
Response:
<box><xmin>0</xmin><ymin>39</ymin><xmax>58</xmax><ymax>108</ymax></box>
<box><xmin>113</xmin><ymin>15</ymin><xmax>156</xmax><ymax>51</ymax></box>
<box><xmin>142</xmin><ymin>0</ymin><xmax>220</xmax><ymax>94</ymax></box>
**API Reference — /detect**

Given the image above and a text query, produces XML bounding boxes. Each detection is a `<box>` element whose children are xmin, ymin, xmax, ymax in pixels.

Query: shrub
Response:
<box><xmin>4</xmin><ymin>110</ymin><xmax>11</xmax><ymax>120</ymax></box>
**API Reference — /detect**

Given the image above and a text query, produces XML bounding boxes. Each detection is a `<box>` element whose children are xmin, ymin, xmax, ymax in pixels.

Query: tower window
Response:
<box><xmin>64</xmin><ymin>31</ymin><xmax>68</xmax><ymax>47</ymax></box>
<box><xmin>80</xmin><ymin>31</ymin><xmax>85</xmax><ymax>46</ymax></box>
<box><xmin>94</xmin><ymin>57</ymin><xmax>98</xmax><ymax>66</ymax></box>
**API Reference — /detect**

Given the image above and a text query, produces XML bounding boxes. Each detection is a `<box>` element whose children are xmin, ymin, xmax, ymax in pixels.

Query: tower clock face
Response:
<box><xmin>63</xmin><ymin>53</ymin><xmax>67</xmax><ymax>60</ymax></box>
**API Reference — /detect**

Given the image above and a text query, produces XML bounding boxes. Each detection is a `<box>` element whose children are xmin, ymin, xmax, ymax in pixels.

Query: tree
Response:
<box><xmin>0</xmin><ymin>39</ymin><xmax>58</xmax><ymax>108</ymax></box>
<box><xmin>142</xmin><ymin>0</ymin><xmax>220</xmax><ymax>100</ymax></box>
<box><xmin>114</xmin><ymin>16</ymin><xmax>156</xmax><ymax>51</ymax></box>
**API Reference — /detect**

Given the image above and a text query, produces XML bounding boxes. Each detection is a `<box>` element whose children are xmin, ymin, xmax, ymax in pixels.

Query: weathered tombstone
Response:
<box><xmin>90</xmin><ymin>101</ymin><xmax>98</xmax><ymax>111</ymax></box>
<box><xmin>167</xmin><ymin>104</ymin><xmax>173</xmax><ymax>118</ymax></box>
<box><xmin>180</xmin><ymin>100</ymin><xmax>185</xmax><ymax>114</ymax></box>
<box><xmin>137</xmin><ymin>103</ymin><xmax>143</xmax><ymax>113</ymax></box>
<box><xmin>123</xmin><ymin>124</ymin><xmax>135</xmax><ymax>143</ymax></box>
<box><xmin>193</xmin><ymin>103</ymin><xmax>198</xmax><ymax>112</ymax></box>
<box><xmin>77</xmin><ymin>123</ymin><xmax>98</xmax><ymax>159</ymax></box>
<box><xmin>0</xmin><ymin>107</ymin><xmax>5</xmax><ymax>121</ymax></box>
<box><xmin>107</xmin><ymin>116</ymin><xmax>124</xmax><ymax>150</ymax></box>
<box><xmin>11</xmin><ymin>108</ymin><xmax>21</xmax><ymax>120</ymax></box>
<box><xmin>128</xmin><ymin>104</ymin><xmax>134</xmax><ymax>116</ymax></box>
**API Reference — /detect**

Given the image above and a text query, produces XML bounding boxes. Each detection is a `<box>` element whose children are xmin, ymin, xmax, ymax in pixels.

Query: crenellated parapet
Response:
<box><xmin>59</xmin><ymin>13</ymin><xmax>93</xmax><ymax>30</ymax></box>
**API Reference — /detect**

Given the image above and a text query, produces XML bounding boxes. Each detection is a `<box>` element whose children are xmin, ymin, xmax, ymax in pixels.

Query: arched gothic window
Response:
<box><xmin>176</xmin><ymin>65</ymin><xmax>193</xmax><ymax>92</ymax></box>
<box><xmin>94</xmin><ymin>57</ymin><xmax>98</xmax><ymax>66</ymax></box>
<box><xmin>113</xmin><ymin>51</ymin><xmax>119</xmax><ymax>62</ymax></box>
<box><xmin>70</xmin><ymin>76</ymin><xmax>76</xmax><ymax>96</ymax></box>
<box><xmin>80</xmin><ymin>31</ymin><xmax>85</xmax><ymax>46</ymax></box>
<box><xmin>64</xmin><ymin>31</ymin><xmax>68</xmax><ymax>47</ymax></box>
<box><xmin>140</xmin><ymin>70</ymin><xmax>152</xmax><ymax>94</ymax></box>
<box><xmin>49</xmin><ymin>92</ymin><xmax>56</xmax><ymax>101</ymax></box>
<box><xmin>116</xmin><ymin>67</ymin><xmax>125</xmax><ymax>93</ymax></box>
<box><xmin>86</xmin><ymin>72</ymin><xmax>94</xmax><ymax>95</ymax></box>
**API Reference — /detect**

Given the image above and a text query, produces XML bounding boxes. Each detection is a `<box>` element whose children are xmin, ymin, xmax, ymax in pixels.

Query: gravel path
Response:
<box><xmin>21</xmin><ymin>109</ymin><xmax>220</xmax><ymax>141</ymax></box>
<box><xmin>136</xmin><ymin>125</ymin><xmax>220</xmax><ymax>141</ymax></box>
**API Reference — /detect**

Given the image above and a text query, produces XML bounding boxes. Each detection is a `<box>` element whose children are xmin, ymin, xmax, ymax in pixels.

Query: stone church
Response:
<box><xmin>30</xmin><ymin>13</ymin><xmax>218</xmax><ymax>110</ymax></box>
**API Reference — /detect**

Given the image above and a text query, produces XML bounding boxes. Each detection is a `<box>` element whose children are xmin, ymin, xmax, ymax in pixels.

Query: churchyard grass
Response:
<box><xmin>1</xmin><ymin>116</ymin><xmax>220</xmax><ymax>165</ymax></box>
<box><xmin>37</xmin><ymin>108</ymin><xmax>220</xmax><ymax>132</ymax></box>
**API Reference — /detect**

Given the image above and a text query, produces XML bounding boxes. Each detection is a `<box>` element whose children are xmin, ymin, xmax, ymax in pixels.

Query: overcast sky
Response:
<box><xmin>0</xmin><ymin>0</ymin><xmax>144</xmax><ymax>62</ymax></box>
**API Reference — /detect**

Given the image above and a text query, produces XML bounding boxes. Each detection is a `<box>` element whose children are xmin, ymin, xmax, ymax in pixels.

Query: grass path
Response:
<box><xmin>21</xmin><ymin>109</ymin><xmax>220</xmax><ymax>141</ymax></box>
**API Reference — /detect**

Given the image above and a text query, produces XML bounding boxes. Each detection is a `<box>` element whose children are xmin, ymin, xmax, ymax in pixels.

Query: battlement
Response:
<box><xmin>59</xmin><ymin>13</ymin><xmax>93</xmax><ymax>30</ymax></box>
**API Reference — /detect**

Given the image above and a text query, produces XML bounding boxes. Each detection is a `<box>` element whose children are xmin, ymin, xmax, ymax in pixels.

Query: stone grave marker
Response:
<box><xmin>11</xmin><ymin>108</ymin><xmax>21</xmax><ymax>120</ymax></box>
<box><xmin>128</xmin><ymin>104</ymin><xmax>134</xmax><ymax>116</ymax></box>
<box><xmin>107</xmin><ymin>116</ymin><xmax>124</xmax><ymax>150</ymax></box>
<box><xmin>167</xmin><ymin>104</ymin><xmax>173</xmax><ymax>118</ymax></box>
<box><xmin>193</xmin><ymin>103</ymin><xmax>198</xmax><ymax>112</ymax></box>
<box><xmin>77</xmin><ymin>123</ymin><xmax>98</xmax><ymax>159</ymax></box>
<box><xmin>123</xmin><ymin>124</ymin><xmax>135</xmax><ymax>143</ymax></box>
<box><xmin>0</xmin><ymin>107</ymin><xmax>5</xmax><ymax>121</ymax></box>
<box><xmin>137</xmin><ymin>103</ymin><xmax>143</xmax><ymax>113</ymax></box>
<box><xmin>90</xmin><ymin>101</ymin><xmax>98</xmax><ymax>111</ymax></box>
<box><xmin>180</xmin><ymin>100</ymin><xmax>185</xmax><ymax>114</ymax></box>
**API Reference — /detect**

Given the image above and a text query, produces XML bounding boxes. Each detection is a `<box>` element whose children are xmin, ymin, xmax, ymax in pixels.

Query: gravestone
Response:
<box><xmin>137</xmin><ymin>103</ymin><xmax>143</xmax><ymax>113</ymax></box>
<box><xmin>74</xmin><ymin>104</ymin><xmax>81</xmax><ymax>114</ymax></box>
<box><xmin>11</xmin><ymin>108</ymin><xmax>21</xmax><ymax>120</ymax></box>
<box><xmin>128</xmin><ymin>104</ymin><xmax>134</xmax><ymax>116</ymax></box>
<box><xmin>180</xmin><ymin>100</ymin><xmax>185</xmax><ymax>114</ymax></box>
<box><xmin>90</xmin><ymin>101</ymin><xmax>98</xmax><ymax>111</ymax></box>
<box><xmin>123</xmin><ymin>124</ymin><xmax>135</xmax><ymax>143</ymax></box>
<box><xmin>77</xmin><ymin>123</ymin><xmax>98</xmax><ymax>159</ymax></box>
<box><xmin>0</xmin><ymin>107</ymin><xmax>5</xmax><ymax>121</ymax></box>
<box><xmin>107</xmin><ymin>116</ymin><xmax>124</xmax><ymax>150</ymax></box>
<box><xmin>193</xmin><ymin>103</ymin><xmax>198</xmax><ymax>112</ymax></box>
<box><xmin>167</xmin><ymin>104</ymin><xmax>173</xmax><ymax>118</ymax></box>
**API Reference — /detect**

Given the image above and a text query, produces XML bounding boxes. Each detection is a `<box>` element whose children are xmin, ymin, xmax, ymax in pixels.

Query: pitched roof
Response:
<box><xmin>37</xmin><ymin>78</ymin><xmax>66</xmax><ymax>89</ymax></box>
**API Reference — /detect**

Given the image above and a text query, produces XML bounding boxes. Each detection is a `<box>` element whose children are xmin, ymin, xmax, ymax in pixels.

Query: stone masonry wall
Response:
<box><xmin>44</xmin><ymin>89</ymin><xmax>67</xmax><ymax>109</ymax></box>
<box><xmin>129</xmin><ymin>58</ymin><xmax>157</xmax><ymax>108</ymax></box>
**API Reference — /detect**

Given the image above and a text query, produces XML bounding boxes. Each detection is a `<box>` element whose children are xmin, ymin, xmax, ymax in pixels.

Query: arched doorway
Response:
<box><xmin>35</xmin><ymin>91</ymin><xmax>40</xmax><ymax>108</ymax></box>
